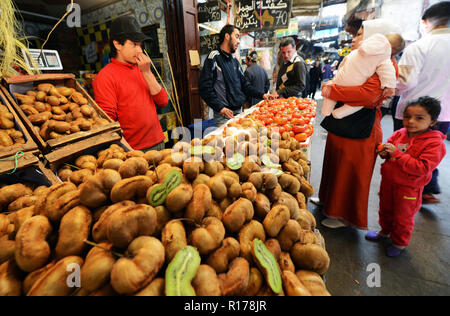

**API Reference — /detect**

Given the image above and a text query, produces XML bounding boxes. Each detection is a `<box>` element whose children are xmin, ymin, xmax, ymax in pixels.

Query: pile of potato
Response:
<box><xmin>0</xmin><ymin>127</ymin><xmax>331</xmax><ymax>296</ymax></box>
<box><xmin>13</xmin><ymin>83</ymin><xmax>109</xmax><ymax>141</ymax></box>
<box><xmin>0</xmin><ymin>103</ymin><xmax>25</xmax><ymax>147</ymax></box>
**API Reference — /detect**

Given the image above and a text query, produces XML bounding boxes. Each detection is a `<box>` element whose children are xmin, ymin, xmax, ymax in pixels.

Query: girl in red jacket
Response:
<box><xmin>366</xmin><ymin>97</ymin><xmax>447</xmax><ymax>257</ymax></box>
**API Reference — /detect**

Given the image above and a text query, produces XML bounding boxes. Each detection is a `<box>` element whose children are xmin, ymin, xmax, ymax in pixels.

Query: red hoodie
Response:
<box><xmin>381</xmin><ymin>128</ymin><xmax>447</xmax><ymax>188</ymax></box>
<box><xmin>93</xmin><ymin>58</ymin><xmax>169</xmax><ymax>150</ymax></box>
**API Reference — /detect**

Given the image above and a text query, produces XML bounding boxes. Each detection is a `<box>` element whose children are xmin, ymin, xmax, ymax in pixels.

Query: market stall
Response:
<box><xmin>0</xmin><ymin>85</ymin><xmax>330</xmax><ymax>296</ymax></box>
<box><xmin>0</xmin><ymin>0</ymin><xmax>331</xmax><ymax>298</ymax></box>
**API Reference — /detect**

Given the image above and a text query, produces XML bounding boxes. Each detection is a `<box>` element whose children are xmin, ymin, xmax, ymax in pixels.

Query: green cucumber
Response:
<box><xmin>252</xmin><ymin>239</ymin><xmax>282</xmax><ymax>294</ymax></box>
<box><xmin>163</xmin><ymin>169</ymin><xmax>183</xmax><ymax>194</ymax></box>
<box><xmin>261</xmin><ymin>154</ymin><xmax>281</xmax><ymax>169</ymax></box>
<box><xmin>165</xmin><ymin>246</ymin><xmax>201</xmax><ymax>296</ymax></box>
<box><xmin>226</xmin><ymin>153</ymin><xmax>245</xmax><ymax>170</ymax></box>
<box><xmin>147</xmin><ymin>184</ymin><xmax>168</xmax><ymax>207</ymax></box>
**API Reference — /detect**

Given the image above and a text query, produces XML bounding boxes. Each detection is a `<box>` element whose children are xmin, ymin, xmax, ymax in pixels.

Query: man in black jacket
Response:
<box><xmin>199</xmin><ymin>25</ymin><xmax>270</xmax><ymax>127</ymax></box>
<box><xmin>272</xmin><ymin>37</ymin><xmax>307</xmax><ymax>99</ymax></box>
<box><xmin>308</xmin><ymin>60</ymin><xmax>323</xmax><ymax>99</ymax></box>
<box><xmin>245</xmin><ymin>51</ymin><xmax>270</xmax><ymax>106</ymax></box>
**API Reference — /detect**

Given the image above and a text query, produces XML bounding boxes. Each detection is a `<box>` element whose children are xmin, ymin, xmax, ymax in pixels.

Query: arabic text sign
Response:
<box><xmin>200</xmin><ymin>34</ymin><xmax>221</xmax><ymax>55</ymax></box>
<box><xmin>234</xmin><ymin>0</ymin><xmax>292</xmax><ymax>32</ymax></box>
<box><xmin>198</xmin><ymin>1</ymin><xmax>222</xmax><ymax>23</ymax></box>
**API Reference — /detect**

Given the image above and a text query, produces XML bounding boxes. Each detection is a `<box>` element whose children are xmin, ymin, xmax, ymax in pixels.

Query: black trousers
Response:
<box><xmin>308</xmin><ymin>81</ymin><xmax>320</xmax><ymax>99</ymax></box>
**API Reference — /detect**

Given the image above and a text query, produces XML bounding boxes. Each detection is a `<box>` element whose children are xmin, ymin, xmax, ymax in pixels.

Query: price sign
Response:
<box><xmin>234</xmin><ymin>0</ymin><xmax>292</xmax><ymax>32</ymax></box>
<box><xmin>198</xmin><ymin>1</ymin><xmax>222</xmax><ymax>23</ymax></box>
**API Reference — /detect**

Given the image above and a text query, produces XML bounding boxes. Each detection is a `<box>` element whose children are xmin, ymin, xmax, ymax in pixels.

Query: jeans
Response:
<box><xmin>141</xmin><ymin>141</ymin><xmax>165</xmax><ymax>153</ymax></box>
<box><xmin>213</xmin><ymin>109</ymin><xmax>242</xmax><ymax>127</ymax></box>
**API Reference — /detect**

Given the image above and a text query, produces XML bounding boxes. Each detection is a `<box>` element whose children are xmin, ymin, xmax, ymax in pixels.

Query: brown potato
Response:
<box><xmin>79</xmin><ymin>169</ymin><xmax>122</xmax><ymax>208</ymax></box>
<box><xmin>0</xmin><ymin>260</ymin><xmax>22</xmax><ymax>296</ymax></box>
<box><xmin>243</xmin><ymin>267</ymin><xmax>264</xmax><ymax>296</ymax></box>
<box><xmin>165</xmin><ymin>184</ymin><xmax>193</xmax><ymax>213</ymax></box>
<box><xmin>27</xmin><ymin>256</ymin><xmax>84</xmax><ymax>296</ymax></box>
<box><xmin>0</xmin><ymin>183</ymin><xmax>33</xmax><ymax>210</ymax></box>
<box><xmin>208</xmin><ymin>173</ymin><xmax>242</xmax><ymax>201</ymax></box>
<box><xmin>278</xmin><ymin>220</ymin><xmax>302</xmax><ymax>252</ymax></box>
<box><xmin>218</xmin><ymin>257</ymin><xmax>250</xmax><ymax>296</ymax></box>
<box><xmin>161</xmin><ymin>220</ymin><xmax>187</xmax><ymax>262</ymax></box>
<box><xmin>23</xmin><ymin>262</ymin><xmax>55</xmax><ymax>295</ymax></box>
<box><xmin>106</xmin><ymin>204</ymin><xmax>157</xmax><ymax>249</ymax></box>
<box><xmin>278</xmin><ymin>251</ymin><xmax>296</xmax><ymax>273</ymax></box>
<box><xmin>282</xmin><ymin>270</ymin><xmax>312</xmax><ymax>296</ymax></box>
<box><xmin>134</xmin><ymin>278</ymin><xmax>165</xmax><ymax>296</ymax></box>
<box><xmin>102</xmin><ymin>159</ymin><xmax>124</xmax><ymax>171</ymax></box>
<box><xmin>110</xmin><ymin>236</ymin><xmax>165</xmax><ymax>295</ymax></box>
<box><xmin>7</xmin><ymin>195</ymin><xmax>37</xmax><ymax>212</ymax></box>
<box><xmin>15</xmin><ymin>215</ymin><xmax>52</xmax><ymax>272</ymax></box>
<box><xmin>295</xmin><ymin>270</ymin><xmax>331</xmax><ymax>296</ymax></box>
<box><xmin>80</xmin><ymin>242</ymin><xmax>116</xmax><ymax>294</ymax></box>
<box><xmin>110</xmin><ymin>176</ymin><xmax>155</xmax><ymax>204</ymax></box>
<box><xmin>35</xmin><ymin>183</ymin><xmax>79</xmax><ymax>222</ymax></box>
<box><xmin>190</xmin><ymin>217</ymin><xmax>225</xmax><ymax>255</ymax></box>
<box><xmin>118</xmin><ymin>157</ymin><xmax>149</xmax><ymax>179</ymax></box>
<box><xmin>55</xmin><ymin>206</ymin><xmax>92</xmax><ymax>260</ymax></box>
<box><xmin>185</xmin><ymin>184</ymin><xmax>212</xmax><ymax>224</ymax></box>
<box><xmin>222</xmin><ymin>198</ymin><xmax>255</xmax><ymax>233</ymax></box>
<box><xmin>263</xmin><ymin>205</ymin><xmax>290</xmax><ymax>237</ymax></box>
<box><xmin>206</xmin><ymin>237</ymin><xmax>240</xmax><ymax>274</ymax></box>
<box><xmin>0</xmin><ymin>239</ymin><xmax>15</xmax><ymax>265</ymax></box>
<box><xmin>238</xmin><ymin>220</ymin><xmax>266</xmax><ymax>263</ymax></box>
<box><xmin>290</xmin><ymin>243</ymin><xmax>330</xmax><ymax>275</ymax></box>
<box><xmin>92</xmin><ymin>201</ymin><xmax>136</xmax><ymax>242</ymax></box>
<box><xmin>69</xmin><ymin>169</ymin><xmax>94</xmax><ymax>186</ymax></box>
<box><xmin>192</xmin><ymin>265</ymin><xmax>222</xmax><ymax>296</ymax></box>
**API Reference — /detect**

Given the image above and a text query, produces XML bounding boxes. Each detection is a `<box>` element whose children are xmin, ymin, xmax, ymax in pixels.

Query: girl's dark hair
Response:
<box><xmin>422</xmin><ymin>1</ymin><xmax>450</xmax><ymax>27</ymax></box>
<box><xmin>405</xmin><ymin>96</ymin><xmax>442</xmax><ymax>121</ymax></box>
<box><xmin>219</xmin><ymin>25</ymin><xmax>239</xmax><ymax>45</ymax></box>
<box><xmin>110</xmin><ymin>37</ymin><xmax>127</xmax><ymax>58</ymax></box>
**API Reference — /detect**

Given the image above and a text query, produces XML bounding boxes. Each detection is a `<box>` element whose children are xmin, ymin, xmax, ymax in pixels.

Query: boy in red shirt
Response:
<box><xmin>366</xmin><ymin>97</ymin><xmax>447</xmax><ymax>257</ymax></box>
<box><xmin>93</xmin><ymin>16</ymin><xmax>168</xmax><ymax>151</ymax></box>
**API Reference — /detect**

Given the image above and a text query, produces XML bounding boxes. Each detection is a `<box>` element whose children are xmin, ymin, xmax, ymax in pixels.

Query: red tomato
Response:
<box><xmin>289</xmin><ymin>131</ymin><xmax>295</xmax><ymax>138</ymax></box>
<box><xmin>293</xmin><ymin>125</ymin><xmax>307</xmax><ymax>134</ymax></box>
<box><xmin>295</xmin><ymin>133</ymin><xmax>308</xmax><ymax>143</ymax></box>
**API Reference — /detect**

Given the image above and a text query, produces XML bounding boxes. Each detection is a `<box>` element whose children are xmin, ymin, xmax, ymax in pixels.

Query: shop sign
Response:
<box><xmin>84</xmin><ymin>41</ymin><xmax>98</xmax><ymax>64</ymax></box>
<box><xmin>200</xmin><ymin>34</ymin><xmax>221</xmax><ymax>55</ymax></box>
<box><xmin>198</xmin><ymin>1</ymin><xmax>222</xmax><ymax>23</ymax></box>
<box><xmin>234</xmin><ymin>0</ymin><xmax>292</xmax><ymax>32</ymax></box>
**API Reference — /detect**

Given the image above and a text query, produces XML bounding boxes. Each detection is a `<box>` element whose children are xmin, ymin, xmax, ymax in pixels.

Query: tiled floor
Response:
<box><xmin>308</xmin><ymin>96</ymin><xmax>450</xmax><ymax>296</ymax></box>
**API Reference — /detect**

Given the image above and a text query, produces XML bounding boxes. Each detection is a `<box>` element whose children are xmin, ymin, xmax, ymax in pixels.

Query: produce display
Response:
<box><xmin>13</xmin><ymin>83</ymin><xmax>109</xmax><ymax>141</ymax></box>
<box><xmin>0</xmin><ymin>122</ymin><xmax>330</xmax><ymax>296</ymax></box>
<box><xmin>231</xmin><ymin>98</ymin><xmax>317</xmax><ymax>143</ymax></box>
<box><xmin>0</xmin><ymin>93</ymin><xmax>330</xmax><ymax>296</ymax></box>
<box><xmin>0</xmin><ymin>102</ymin><xmax>25</xmax><ymax>147</ymax></box>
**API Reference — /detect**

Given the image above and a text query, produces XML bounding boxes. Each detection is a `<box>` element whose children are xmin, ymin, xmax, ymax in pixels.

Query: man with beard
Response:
<box><xmin>199</xmin><ymin>25</ymin><xmax>271</xmax><ymax>127</ymax></box>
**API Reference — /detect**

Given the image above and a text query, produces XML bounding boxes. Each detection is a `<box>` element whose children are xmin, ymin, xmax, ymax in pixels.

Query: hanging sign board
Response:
<box><xmin>200</xmin><ymin>34</ymin><xmax>221</xmax><ymax>55</ymax></box>
<box><xmin>198</xmin><ymin>1</ymin><xmax>222</xmax><ymax>23</ymax></box>
<box><xmin>234</xmin><ymin>0</ymin><xmax>292</xmax><ymax>32</ymax></box>
<box><xmin>255</xmin><ymin>30</ymin><xmax>275</xmax><ymax>42</ymax></box>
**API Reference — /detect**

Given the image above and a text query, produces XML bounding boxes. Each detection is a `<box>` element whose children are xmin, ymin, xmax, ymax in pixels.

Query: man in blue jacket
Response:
<box><xmin>199</xmin><ymin>25</ymin><xmax>271</xmax><ymax>127</ymax></box>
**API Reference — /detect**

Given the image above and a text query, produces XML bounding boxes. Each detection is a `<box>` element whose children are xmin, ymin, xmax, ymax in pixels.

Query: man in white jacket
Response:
<box><xmin>395</xmin><ymin>1</ymin><xmax>450</xmax><ymax>204</ymax></box>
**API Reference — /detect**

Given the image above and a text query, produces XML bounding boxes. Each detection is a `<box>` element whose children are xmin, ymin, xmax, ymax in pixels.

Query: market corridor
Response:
<box><xmin>309</xmin><ymin>96</ymin><xmax>450</xmax><ymax>296</ymax></box>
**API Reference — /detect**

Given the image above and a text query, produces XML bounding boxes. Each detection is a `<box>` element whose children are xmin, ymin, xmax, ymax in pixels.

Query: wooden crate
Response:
<box><xmin>45</xmin><ymin>134</ymin><xmax>132</xmax><ymax>176</ymax></box>
<box><xmin>0</xmin><ymin>159</ymin><xmax>60</xmax><ymax>191</ymax></box>
<box><xmin>1</xmin><ymin>73</ymin><xmax>122</xmax><ymax>154</ymax></box>
<box><xmin>0</xmin><ymin>87</ymin><xmax>39</xmax><ymax>161</ymax></box>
